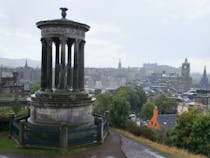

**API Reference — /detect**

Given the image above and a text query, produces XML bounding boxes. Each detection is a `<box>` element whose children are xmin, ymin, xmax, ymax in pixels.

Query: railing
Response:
<box><xmin>24</xmin><ymin>125</ymin><xmax>60</xmax><ymax>147</ymax></box>
<box><xmin>10</xmin><ymin>112</ymin><xmax>109</xmax><ymax>148</ymax></box>
<box><xmin>68</xmin><ymin>125</ymin><xmax>98</xmax><ymax>146</ymax></box>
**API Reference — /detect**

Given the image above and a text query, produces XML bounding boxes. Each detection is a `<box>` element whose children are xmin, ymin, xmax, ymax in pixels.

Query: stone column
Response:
<box><xmin>79</xmin><ymin>41</ymin><xmax>85</xmax><ymax>91</ymax></box>
<box><xmin>59</xmin><ymin>123</ymin><xmax>68</xmax><ymax>148</ymax></box>
<box><xmin>73</xmin><ymin>39</ymin><xmax>80</xmax><ymax>91</ymax></box>
<box><xmin>19</xmin><ymin>120</ymin><xmax>26</xmax><ymax>146</ymax></box>
<box><xmin>55</xmin><ymin>40</ymin><xmax>60</xmax><ymax>89</ymax></box>
<box><xmin>59</xmin><ymin>37</ymin><xmax>67</xmax><ymax>89</ymax></box>
<box><xmin>40</xmin><ymin>38</ymin><xmax>47</xmax><ymax>91</ymax></box>
<box><xmin>97</xmin><ymin>118</ymin><xmax>104</xmax><ymax>144</ymax></box>
<box><xmin>67</xmin><ymin>40</ymin><xmax>73</xmax><ymax>89</ymax></box>
<box><xmin>46</xmin><ymin>38</ymin><xmax>53</xmax><ymax>91</ymax></box>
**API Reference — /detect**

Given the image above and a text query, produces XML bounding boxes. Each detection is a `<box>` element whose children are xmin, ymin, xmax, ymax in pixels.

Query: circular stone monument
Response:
<box><xmin>28</xmin><ymin>8</ymin><xmax>93</xmax><ymax>126</ymax></box>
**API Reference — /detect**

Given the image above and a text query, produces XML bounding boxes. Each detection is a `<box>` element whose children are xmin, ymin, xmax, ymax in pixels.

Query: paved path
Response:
<box><xmin>63</xmin><ymin>130</ymin><xmax>126</xmax><ymax>158</ymax></box>
<box><xmin>121</xmin><ymin>136</ymin><xmax>166</xmax><ymax>158</ymax></box>
<box><xmin>0</xmin><ymin>130</ymin><xmax>166</xmax><ymax>158</ymax></box>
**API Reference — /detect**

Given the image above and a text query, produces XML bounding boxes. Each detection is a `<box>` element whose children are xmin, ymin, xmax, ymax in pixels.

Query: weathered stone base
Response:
<box><xmin>28</xmin><ymin>90</ymin><xmax>94</xmax><ymax>126</ymax></box>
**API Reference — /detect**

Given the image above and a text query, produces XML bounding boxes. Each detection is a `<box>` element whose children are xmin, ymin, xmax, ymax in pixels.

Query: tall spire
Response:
<box><xmin>25</xmin><ymin>59</ymin><xmax>28</xmax><ymax>68</ymax></box>
<box><xmin>118</xmin><ymin>58</ymin><xmax>122</xmax><ymax>69</ymax></box>
<box><xmin>204</xmin><ymin>65</ymin><xmax>207</xmax><ymax>76</ymax></box>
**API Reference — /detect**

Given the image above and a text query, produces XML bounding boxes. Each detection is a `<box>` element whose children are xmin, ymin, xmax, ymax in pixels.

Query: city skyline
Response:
<box><xmin>0</xmin><ymin>0</ymin><xmax>210</xmax><ymax>73</ymax></box>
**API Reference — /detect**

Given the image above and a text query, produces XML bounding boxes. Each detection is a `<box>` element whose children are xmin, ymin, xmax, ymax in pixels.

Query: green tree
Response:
<box><xmin>154</xmin><ymin>94</ymin><xmax>177</xmax><ymax>114</ymax></box>
<box><xmin>135</xmin><ymin>86</ymin><xmax>147</xmax><ymax>110</ymax></box>
<box><xmin>140</xmin><ymin>102</ymin><xmax>156</xmax><ymax>120</ymax></box>
<box><xmin>170</xmin><ymin>109</ymin><xmax>198</xmax><ymax>149</ymax></box>
<box><xmin>170</xmin><ymin>110</ymin><xmax>210</xmax><ymax>156</ymax></box>
<box><xmin>30</xmin><ymin>82</ymin><xmax>40</xmax><ymax>95</ymax></box>
<box><xmin>115</xmin><ymin>86</ymin><xmax>147</xmax><ymax>114</ymax></box>
<box><xmin>190</xmin><ymin>113</ymin><xmax>210</xmax><ymax>156</ymax></box>
<box><xmin>110</xmin><ymin>95</ymin><xmax>130</xmax><ymax>128</ymax></box>
<box><xmin>93</xmin><ymin>92</ymin><xmax>112</xmax><ymax>114</ymax></box>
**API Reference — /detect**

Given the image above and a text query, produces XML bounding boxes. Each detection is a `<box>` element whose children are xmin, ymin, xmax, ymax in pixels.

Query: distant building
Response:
<box><xmin>118</xmin><ymin>59</ymin><xmax>122</xmax><ymax>69</ymax></box>
<box><xmin>0</xmin><ymin>71</ymin><xmax>23</xmax><ymax>96</ymax></box>
<box><xmin>200</xmin><ymin>66</ymin><xmax>208</xmax><ymax>89</ymax></box>
<box><xmin>157</xmin><ymin>58</ymin><xmax>192</xmax><ymax>93</ymax></box>
<box><xmin>180</xmin><ymin>58</ymin><xmax>192</xmax><ymax>92</ymax></box>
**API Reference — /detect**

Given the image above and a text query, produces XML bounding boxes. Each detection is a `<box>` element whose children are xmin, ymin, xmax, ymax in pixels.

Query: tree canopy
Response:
<box><xmin>93</xmin><ymin>92</ymin><xmax>112</xmax><ymax>114</ymax></box>
<box><xmin>140</xmin><ymin>102</ymin><xmax>156</xmax><ymax>120</ymax></box>
<box><xmin>154</xmin><ymin>94</ymin><xmax>177</xmax><ymax>114</ymax></box>
<box><xmin>115</xmin><ymin>86</ymin><xmax>147</xmax><ymax>114</ymax></box>
<box><xmin>110</xmin><ymin>94</ymin><xmax>130</xmax><ymax>128</ymax></box>
<box><xmin>30</xmin><ymin>82</ymin><xmax>40</xmax><ymax>95</ymax></box>
<box><xmin>170</xmin><ymin>110</ymin><xmax>210</xmax><ymax>156</ymax></box>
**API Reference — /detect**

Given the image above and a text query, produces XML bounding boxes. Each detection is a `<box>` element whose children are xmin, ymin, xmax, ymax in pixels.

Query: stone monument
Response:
<box><xmin>28</xmin><ymin>8</ymin><xmax>93</xmax><ymax>127</ymax></box>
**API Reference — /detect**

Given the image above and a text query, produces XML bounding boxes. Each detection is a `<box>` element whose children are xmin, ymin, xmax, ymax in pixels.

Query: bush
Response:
<box><xmin>126</xmin><ymin>120</ymin><xmax>159</xmax><ymax>141</ymax></box>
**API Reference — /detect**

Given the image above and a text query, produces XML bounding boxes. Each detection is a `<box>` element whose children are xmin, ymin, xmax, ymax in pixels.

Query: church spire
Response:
<box><xmin>118</xmin><ymin>58</ymin><xmax>122</xmax><ymax>69</ymax></box>
<box><xmin>204</xmin><ymin>65</ymin><xmax>207</xmax><ymax>77</ymax></box>
<box><xmin>25</xmin><ymin>59</ymin><xmax>28</xmax><ymax>68</ymax></box>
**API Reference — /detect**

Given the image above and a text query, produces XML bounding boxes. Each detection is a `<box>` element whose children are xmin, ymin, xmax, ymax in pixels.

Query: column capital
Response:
<box><xmin>45</xmin><ymin>37</ymin><xmax>53</xmax><ymax>46</ymax></box>
<box><xmin>40</xmin><ymin>38</ymin><xmax>47</xmax><ymax>44</ymax></box>
<box><xmin>67</xmin><ymin>39</ymin><xmax>74</xmax><ymax>46</ymax></box>
<box><xmin>59</xmin><ymin>37</ymin><xmax>68</xmax><ymax>44</ymax></box>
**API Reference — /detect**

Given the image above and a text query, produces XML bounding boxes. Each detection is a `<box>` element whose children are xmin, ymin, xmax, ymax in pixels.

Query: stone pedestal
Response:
<box><xmin>28</xmin><ymin>91</ymin><xmax>94</xmax><ymax>126</ymax></box>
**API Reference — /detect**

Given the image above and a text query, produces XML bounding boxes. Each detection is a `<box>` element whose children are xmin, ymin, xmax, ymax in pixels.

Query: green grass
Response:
<box><xmin>0</xmin><ymin>132</ymin><xmax>98</xmax><ymax>156</ymax></box>
<box><xmin>114</xmin><ymin>128</ymin><xmax>207</xmax><ymax>158</ymax></box>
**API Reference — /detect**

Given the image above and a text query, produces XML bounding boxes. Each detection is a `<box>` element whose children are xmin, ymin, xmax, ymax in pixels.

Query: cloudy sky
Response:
<box><xmin>0</xmin><ymin>0</ymin><xmax>210</xmax><ymax>72</ymax></box>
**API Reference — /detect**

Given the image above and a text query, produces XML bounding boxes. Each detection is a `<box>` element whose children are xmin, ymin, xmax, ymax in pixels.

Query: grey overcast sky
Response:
<box><xmin>0</xmin><ymin>0</ymin><xmax>210</xmax><ymax>72</ymax></box>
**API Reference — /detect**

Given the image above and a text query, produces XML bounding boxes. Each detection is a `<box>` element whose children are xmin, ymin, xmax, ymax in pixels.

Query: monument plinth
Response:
<box><xmin>28</xmin><ymin>8</ymin><xmax>93</xmax><ymax>126</ymax></box>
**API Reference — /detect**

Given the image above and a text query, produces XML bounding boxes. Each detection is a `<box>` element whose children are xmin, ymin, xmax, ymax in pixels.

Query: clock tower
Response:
<box><xmin>181</xmin><ymin>58</ymin><xmax>190</xmax><ymax>79</ymax></box>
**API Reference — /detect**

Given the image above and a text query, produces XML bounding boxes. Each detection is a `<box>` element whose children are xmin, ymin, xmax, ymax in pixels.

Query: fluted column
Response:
<box><xmin>46</xmin><ymin>38</ymin><xmax>53</xmax><ymax>91</ymax></box>
<box><xmin>73</xmin><ymin>39</ymin><xmax>80</xmax><ymax>91</ymax></box>
<box><xmin>67</xmin><ymin>40</ymin><xmax>73</xmax><ymax>89</ymax></box>
<box><xmin>40</xmin><ymin>38</ymin><xmax>47</xmax><ymax>91</ymax></box>
<box><xmin>59</xmin><ymin>37</ymin><xmax>67</xmax><ymax>89</ymax></box>
<box><xmin>55</xmin><ymin>40</ymin><xmax>60</xmax><ymax>89</ymax></box>
<box><xmin>79</xmin><ymin>40</ymin><xmax>85</xmax><ymax>91</ymax></box>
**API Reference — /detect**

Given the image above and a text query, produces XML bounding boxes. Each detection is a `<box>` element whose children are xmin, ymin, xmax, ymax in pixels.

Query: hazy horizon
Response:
<box><xmin>0</xmin><ymin>0</ymin><xmax>210</xmax><ymax>73</ymax></box>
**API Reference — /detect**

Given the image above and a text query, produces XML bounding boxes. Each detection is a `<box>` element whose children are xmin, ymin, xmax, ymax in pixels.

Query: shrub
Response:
<box><xmin>125</xmin><ymin>120</ymin><xmax>159</xmax><ymax>142</ymax></box>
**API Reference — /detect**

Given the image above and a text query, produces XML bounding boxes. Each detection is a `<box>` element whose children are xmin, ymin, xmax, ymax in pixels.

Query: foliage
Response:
<box><xmin>154</xmin><ymin>94</ymin><xmax>177</xmax><ymax>114</ymax></box>
<box><xmin>134</xmin><ymin>86</ymin><xmax>147</xmax><ymax>109</ymax></box>
<box><xmin>0</xmin><ymin>92</ymin><xmax>14</xmax><ymax>99</ymax></box>
<box><xmin>93</xmin><ymin>92</ymin><xmax>112</xmax><ymax>114</ymax></box>
<box><xmin>30</xmin><ymin>82</ymin><xmax>40</xmax><ymax>95</ymax></box>
<box><xmin>140</xmin><ymin>102</ymin><xmax>156</xmax><ymax>120</ymax></box>
<box><xmin>125</xmin><ymin>120</ymin><xmax>158</xmax><ymax>141</ymax></box>
<box><xmin>0</xmin><ymin>106</ymin><xmax>28</xmax><ymax>131</ymax></box>
<box><xmin>11</xmin><ymin>99</ymin><xmax>22</xmax><ymax>114</ymax></box>
<box><xmin>170</xmin><ymin>110</ymin><xmax>210</xmax><ymax>157</ymax></box>
<box><xmin>110</xmin><ymin>94</ymin><xmax>130</xmax><ymax>128</ymax></box>
<box><xmin>115</xmin><ymin>86</ymin><xmax>147</xmax><ymax>114</ymax></box>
